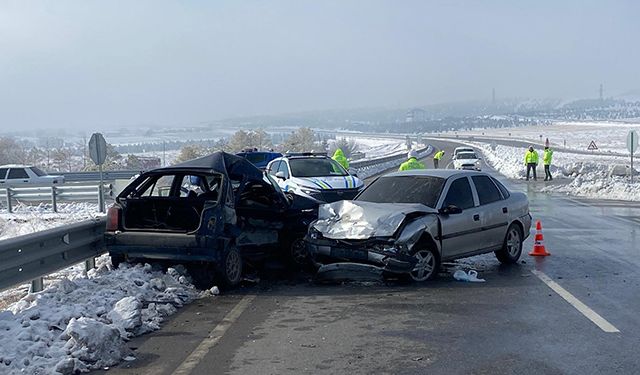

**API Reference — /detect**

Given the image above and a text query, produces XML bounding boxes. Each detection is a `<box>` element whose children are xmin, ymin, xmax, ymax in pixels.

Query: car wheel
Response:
<box><xmin>110</xmin><ymin>254</ymin><xmax>126</xmax><ymax>269</ymax></box>
<box><xmin>290</xmin><ymin>238</ymin><xmax>309</xmax><ymax>266</ymax></box>
<box><xmin>495</xmin><ymin>224</ymin><xmax>523</xmax><ymax>264</ymax></box>
<box><xmin>409</xmin><ymin>248</ymin><xmax>440</xmax><ymax>282</ymax></box>
<box><xmin>218</xmin><ymin>246</ymin><xmax>243</xmax><ymax>287</ymax></box>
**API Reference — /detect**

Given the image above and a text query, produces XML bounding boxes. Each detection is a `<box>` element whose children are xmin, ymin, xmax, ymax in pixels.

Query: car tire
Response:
<box><xmin>217</xmin><ymin>246</ymin><xmax>243</xmax><ymax>287</ymax></box>
<box><xmin>495</xmin><ymin>224</ymin><xmax>523</xmax><ymax>264</ymax></box>
<box><xmin>409</xmin><ymin>248</ymin><xmax>440</xmax><ymax>282</ymax></box>
<box><xmin>110</xmin><ymin>254</ymin><xmax>126</xmax><ymax>269</ymax></box>
<box><xmin>290</xmin><ymin>238</ymin><xmax>309</xmax><ymax>266</ymax></box>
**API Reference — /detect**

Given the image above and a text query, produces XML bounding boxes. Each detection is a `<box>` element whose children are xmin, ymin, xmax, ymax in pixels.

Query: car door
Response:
<box><xmin>471</xmin><ymin>175</ymin><xmax>510</xmax><ymax>249</ymax></box>
<box><xmin>438</xmin><ymin>176</ymin><xmax>484</xmax><ymax>260</ymax></box>
<box><xmin>0</xmin><ymin>168</ymin><xmax>7</xmax><ymax>185</ymax></box>
<box><xmin>7</xmin><ymin>168</ymin><xmax>30</xmax><ymax>185</ymax></box>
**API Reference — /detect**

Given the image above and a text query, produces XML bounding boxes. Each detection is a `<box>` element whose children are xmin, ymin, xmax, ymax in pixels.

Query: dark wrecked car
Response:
<box><xmin>105</xmin><ymin>152</ymin><xmax>319</xmax><ymax>287</ymax></box>
<box><xmin>305</xmin><ymin>170</ymin><xmax>531</xmax><ymax>282</ymax></box>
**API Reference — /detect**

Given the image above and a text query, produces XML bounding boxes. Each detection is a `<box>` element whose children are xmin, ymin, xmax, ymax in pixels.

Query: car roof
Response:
<box><xmin>0</xmin><ymin>165</ymin><xmax>31</xmax><ymax>168</ymax></box>
<box><xmin>454</xmin><ymin>146</ymin><xmax>474</xmax><ymax>151</ymax></box>
<box><xmin>385</xmin><ymin>169</ymin><xmax>486</xmax><ymax>179</ymax></box>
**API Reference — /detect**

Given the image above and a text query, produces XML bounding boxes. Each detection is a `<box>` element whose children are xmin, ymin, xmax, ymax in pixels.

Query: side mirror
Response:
<box><xmin>439</xmin><ymin>205</ymin><xmax>463</xmax><ymax>215</ymax></box>
<box><xmin>275</xmin><ymin>171</ymin><xmax>286</xmax><ymax>180</ymax></box>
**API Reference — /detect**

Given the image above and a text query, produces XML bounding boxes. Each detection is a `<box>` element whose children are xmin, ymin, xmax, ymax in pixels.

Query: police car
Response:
<box><xmin>266</xmin><ymin>152</ymin><xmax>364</xmax><ymax>203</ymax></box>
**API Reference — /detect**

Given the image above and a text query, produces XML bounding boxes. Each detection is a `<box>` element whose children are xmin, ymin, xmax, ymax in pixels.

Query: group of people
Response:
<box><xmin>524</xmin><ymin>145</ymin><xmax>554</xmax><ymax>181</ymax></box>
<box><xmin>399</xmin><ymin>149</ymin><xmax>444</xmax><ymax>171</ymax></box>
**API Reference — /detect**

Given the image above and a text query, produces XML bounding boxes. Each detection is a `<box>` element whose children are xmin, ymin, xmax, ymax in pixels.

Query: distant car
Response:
<box><xmin>266</xmin><ymin>152</ymin><xmax>364</xmax><ymax>203</ymax></box>
<box><xmin>105</xmin><ymin>152</ymin><xmax>319</xmax><ymax>288</ymax></box>
<box><xmin>453</xmin><ymin>146</ymin><xmax>475</xmax><ymax>157</ymax></box>
<box><xmin>453</xmin><ymin>151</ymin><xmax>482</xmax><ymax>171</ymax></box>
<box><xmin>236</xmin><ymin>150</ymin><xmax>282</xmax><ymax>170</ymax></box>
<box><xmin>0</xmin><ymin>165</ymin><xmax>64</xmax><ymax>186</ymax></box>
<box><xmin>306</xmin><ymin>170</ymin><xmax>531</xmax><ymax>282</ymax></box>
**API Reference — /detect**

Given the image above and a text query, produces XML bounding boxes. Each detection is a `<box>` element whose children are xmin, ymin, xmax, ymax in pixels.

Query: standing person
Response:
<box><xmin>433</xmin><ymin>150</ymin><xmax>445</xmax><ymax>169</ymax></box>
<box><xmin>543</xmin><ymin>146</ymin><xmax>553</xmax><ymax>181</ymax></box>
<box><xmin>332</xmin><ymin>148</ymin><xmax>349</xmax><ymax>170</ymax></box>
<box><xmin>399</xmin><ymin>149</ymin><xmax>425</xmax><ymax>171</ymax></box>
<box><xmin>524</xmin><ymin>146</ymin><xmax>539</xmax><ymax>181</ymax></box>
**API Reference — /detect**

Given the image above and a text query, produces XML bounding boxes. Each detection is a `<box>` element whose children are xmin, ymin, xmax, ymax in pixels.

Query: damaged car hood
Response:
<box><xmin>313</xmin><ymin>200</ymin><xmax>436</xmax><ymax>239</ymax></box>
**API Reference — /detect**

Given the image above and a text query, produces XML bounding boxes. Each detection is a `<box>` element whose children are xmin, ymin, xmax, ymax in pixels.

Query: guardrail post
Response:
<box><xmin>6</xmin><ymin>187</ymin><xmax>12</xmax><ymax>213</ymax></box>
<box><xmin>98</xmin><ymin>184</ymin><xmax>105</xmax><ymax>213</ymax></box>
<box><xmin>85</xmin><ymin>257</ymin><xmax>96</xmax><ymax>271</ymax></box>
<box><xmin>29</xmin><ymin>278</ymin><xmax>44</xmax><ymax>293</ymax></box>
<box><xmin>51</xmin><ymin>186</ymin><xmax>58</xmax><ymax>213</ymax></box>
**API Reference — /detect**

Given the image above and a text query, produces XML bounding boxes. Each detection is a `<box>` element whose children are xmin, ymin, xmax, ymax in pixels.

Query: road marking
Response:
<box><xmin>172</xmin><ymin>294</ymin><xmax>257</xmax><ymax>375</ymax></box>
<box><xmin>531</xmin><ymin>270</ymin><xmax>619</xmax><ymax>333</ymax></box>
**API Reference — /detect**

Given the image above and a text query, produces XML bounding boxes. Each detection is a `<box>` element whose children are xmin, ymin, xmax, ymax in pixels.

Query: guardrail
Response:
<box><xmin>0</xmin><ymin>182</ymin><xmax>114</xmax><ymax>213</ymax></box>
<box><xmin>62</xmin><ymin>170</ymin><xmax>139</xmax><ymax>182</ymax></box>
<box><xmin>350</xmin><ymin>146</ymin><xmax>430</xmax><ymax>169</ymax></box>
<box><xmin>0</xmin><ymin>218</ymin><xmax>106</xmax><ymax>293</ymax></box>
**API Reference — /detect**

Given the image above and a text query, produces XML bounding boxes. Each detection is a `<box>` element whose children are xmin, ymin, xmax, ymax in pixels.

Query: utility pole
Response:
<box><xmin>492</xmin><ymin>88</ymin><xmax>496</xmax><ymax>106</ymax></box>
<box><xmin>162</xmin><ymin>141</ymin><xmax>166</xmax><ymax>167</ymax></box>
<box><xmin>599</xmin><ymin>83</ymin><xmax>604</xmax><ymax>101</ymax></box>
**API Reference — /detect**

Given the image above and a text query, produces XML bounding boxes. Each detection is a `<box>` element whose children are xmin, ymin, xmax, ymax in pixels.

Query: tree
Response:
<box><xmin>329</xmin><ymin>137</ymin><xmax>359</xmax><ymax>158</ymax></box>
<box><xmin>0</xmin><ymin>137</ymin><xmax>27</xmax><ymax>164</ymax></box>
<box><xmin>125</xmin><ymin>154</ymin><xmax>144</xmax><ymax>170</ymax></box>
<box><xmin>84</xmin><ymin>143</ymin><xmax>123</xmax><ymax>171</ymax></box>
<box><xmin>280</xmin><ymin>128</ymin><xmax>319</xmax><ymax>153</ymax></box>
<box><xmin>174</xmin><ymin>144</ymin><xmax>209</xmax><ymax>164</ymax></box>
<box><xmin>51</xmin><ymin>147</ymin><xmax>75</xmax><ymax>172</ymax></box>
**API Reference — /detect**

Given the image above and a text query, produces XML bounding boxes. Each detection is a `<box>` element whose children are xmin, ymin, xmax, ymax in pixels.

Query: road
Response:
<box><xmin>97</xmin><ymin>139</ymin><xmax>640</xmax><ymax>375</ymax></box>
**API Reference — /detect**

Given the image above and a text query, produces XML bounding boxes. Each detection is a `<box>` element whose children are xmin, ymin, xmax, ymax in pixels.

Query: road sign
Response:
<box><xmin>89</xmin><ymin>133</ymin><xmax>107</xmax><ymax>166</ymax></box>
<box><xmin>587</xmin><ymin>141</ymin><xmax>598</xmax><ymax>151</ymax></box>
<box><xmin>626</xmin><ymin>130</ymin><xmax>638</xmax><ymax>154</ymax></box>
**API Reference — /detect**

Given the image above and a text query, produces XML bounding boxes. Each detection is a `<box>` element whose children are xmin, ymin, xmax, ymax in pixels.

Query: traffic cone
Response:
<box><xmin>529</xmin><ymin>220</ymin><xmax>550</xmax><ymax>256</ymax></box>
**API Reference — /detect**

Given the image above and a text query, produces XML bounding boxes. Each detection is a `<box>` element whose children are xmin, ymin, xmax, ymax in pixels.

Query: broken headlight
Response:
<box><xmin>308</xmin><ymin>226</ymin><xmax>322</xmax><ymax>240</ymax></box>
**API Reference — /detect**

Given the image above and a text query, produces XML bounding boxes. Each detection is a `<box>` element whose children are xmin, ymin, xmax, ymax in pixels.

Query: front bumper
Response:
<box><xmin>303</xmin><ymin>188</ymin><xmax>362</xmax><ymax>203</ymax></box>
<box><xmin>305</xmin><ymin>237</ymin><xmax>417</xmax><ymax>274</ymax></box>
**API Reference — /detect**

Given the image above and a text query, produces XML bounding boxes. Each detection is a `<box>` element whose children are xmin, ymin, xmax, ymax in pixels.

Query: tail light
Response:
<box><xmin>106</xmin><ymin>206</ymin><xmax>121</xmax><ymax>231</ymax></box>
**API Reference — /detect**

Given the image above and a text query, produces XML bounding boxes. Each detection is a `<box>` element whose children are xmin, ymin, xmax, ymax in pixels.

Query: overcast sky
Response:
<box><xmin>0</xmin><ymin>0</ymin><xmax>638</xmax><ymax>130</ymax></box>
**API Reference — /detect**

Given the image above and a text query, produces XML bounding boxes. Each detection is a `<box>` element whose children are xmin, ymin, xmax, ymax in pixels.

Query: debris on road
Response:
<box><xmin>453</xmin><ymin>269</ymin><xmax>486</xmax><ymax>283</ymax></box>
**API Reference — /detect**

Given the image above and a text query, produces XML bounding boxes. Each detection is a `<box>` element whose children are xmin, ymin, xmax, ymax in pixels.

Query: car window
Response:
<box><xmin>472</xmin><ymin>175</ymin><xmax>503</xmax><ymax>205</ymax></box>
<box><xmin>289</xmin><ymin>158</ymin><xmax>348</xmax><ymax>177</ymax></box>
<box><xmin>267</xmin><ymin>160</ymin><xmax>280</xmax><ymax>176</ymax></box>
<box><xmin>276</xmin><ymin>161</ymin><xmax>290</xmax><ymax>178</ymax></box>
<box><xmin>0</xmin><ymin>168</ymin><xmax>7</xmax><ymax>179</ymax></box>
<box><xmin>491</xmin><ymin>176</ymin><xmax>511</xmax><ymax>199</ymax></box>
<box><xmin>30</xmin><ymin>167</ymin><xmax>47</xmax><ymax>176</ymax></box>
<box><xmin>8</xmin><ymin>168</ymin><xmax>29</xmax><ymax>179</ymax></box>
<box><xmin>355</xmin><ymin>176</ymin><xmax>445</xmax><ymax>208</ymax></box>
<box><xmin>456</xmin><ymin>153</ymin><xmax>477</xmax><ymax>159</ymax></box>
<box><xmin>244</xmin><ymin>153</ymin><xmax>267</xmax><ymax>164</ymax></box>
<box><xmin>141</xmin><ymin>175</ymin><xmax>175</xmax><ymax>197</ymax></box>
<box><xmin>442</xmin><ymin>177</ymin><xmax>475</xmax><ymax>210</ymax></box>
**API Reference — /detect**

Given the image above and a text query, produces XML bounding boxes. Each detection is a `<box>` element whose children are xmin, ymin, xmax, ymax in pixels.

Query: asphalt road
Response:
<box><xmin>97</xmin><ymin>139</ymin><xmax>640</xmax><ymax>375</ymax></box>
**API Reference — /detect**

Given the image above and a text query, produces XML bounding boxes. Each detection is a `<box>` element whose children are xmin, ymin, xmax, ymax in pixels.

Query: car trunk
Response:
<box><xmin>121</xmin><ymin>198</ymin><xmax>205</xmax><ymax>233</ymax></box>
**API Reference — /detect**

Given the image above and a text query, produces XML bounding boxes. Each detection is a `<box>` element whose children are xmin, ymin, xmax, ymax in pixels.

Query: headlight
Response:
<box><xmin>300</xmin><ymin>187</ymin><xmax>321</xmax><ymax>195</ymax></box>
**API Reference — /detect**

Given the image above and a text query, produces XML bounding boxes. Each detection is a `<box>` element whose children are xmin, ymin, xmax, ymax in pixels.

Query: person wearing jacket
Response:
<box><xmin>399</xmin><ymin>149</ymin><xmax>425</xmax><ymax>171</ymax></box>
<box><xmin>543</xmin><ymin>146</ymin><xmax>553</xmax><ymax>181</ymax></box>
<box><xmin>433</xmin><ymin>150</ymin><xmax>445</xmax><ymax>169</ymax></box>
<box><xmin>524</xmin><ymin>146</ymin><xmax>539</xmax><ymax>181</ymax></box>
<box><xmin>332</xmin><ymin>148</ymin><xmax>349</xmax><ymax>170</ymax></box>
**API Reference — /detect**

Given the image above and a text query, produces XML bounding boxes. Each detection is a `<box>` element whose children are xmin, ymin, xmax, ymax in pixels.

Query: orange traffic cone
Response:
<box><xmin>529</xmin><ymin>220</ymin><xmax>550</xmax><ymax>256</ymax></box>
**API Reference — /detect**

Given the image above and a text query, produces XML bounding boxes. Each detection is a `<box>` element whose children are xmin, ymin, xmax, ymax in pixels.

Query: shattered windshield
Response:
<box><xmin>356</xmin><ymin>176</ymin><xmax>444</xmax><ymax>208</ymax></box>
<box><xmin>289</xmin><ymin>158</ymin><xmax>348</xmax><ymax>177</ymax></box>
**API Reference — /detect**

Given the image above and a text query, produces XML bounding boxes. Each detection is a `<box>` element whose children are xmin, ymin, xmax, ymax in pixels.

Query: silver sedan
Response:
<box><xmin>306</xmin><ymin>170</ymin><xmax>532</xmax><ymax>281</ymax></box>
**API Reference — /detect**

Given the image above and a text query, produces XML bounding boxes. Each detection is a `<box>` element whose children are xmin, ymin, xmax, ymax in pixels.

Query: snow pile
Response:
<box><xmin>0</xmin><ymin>256</ymin><xmax>200</xmax><ymax>374</ymax></box>
<box><xmin>0</xmin><ymin>202</ymin><xmax>102</xmax><ymax>240</ymax></box>
<box><xmin>470</xmin><ymin>141</ymin><xmax>640</xmax><ymax>201</ymax></box>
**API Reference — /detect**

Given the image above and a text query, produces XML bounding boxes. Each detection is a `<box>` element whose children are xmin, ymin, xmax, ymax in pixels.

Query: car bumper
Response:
<box><xmin>105</xmin><ymin>231</ymin><xmax>224</xmax><ymax>262</ymax></box>
<box><xmin>306</xmin><ymin>237</ymin><xmax>417</xmax><ymax>274</ymax></box>
<box><xmin>303</xmin><ymin>189</ymin><xmax>362</xmax><ymax>203</ymax></box>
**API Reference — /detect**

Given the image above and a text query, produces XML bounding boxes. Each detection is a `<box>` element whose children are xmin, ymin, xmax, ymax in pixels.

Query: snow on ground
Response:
<box><xmin>354</xmin><ymin>146</ymin><xmax>432</xmax><ymax>179</ymax></box>
<box><xmin>0</xmin><ymin>202</ymin><xmax>102</xmax><ymax>241</ymax></box>
<box><xmin>468</xmin><ymin>141</ymin><xmax>640</xmax><ymax>201</ymax></box>
<box><xmin>0</xmin><ymin>255</ymin><xmax>207</xmax><ymax>375</ymax></box>
<box><xmin>345</xmin><ymin>137</ymin><xmax>407</xmax><ymax>160</ymax></box>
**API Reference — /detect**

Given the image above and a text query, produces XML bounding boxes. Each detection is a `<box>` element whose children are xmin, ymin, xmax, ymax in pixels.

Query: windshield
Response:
<box><xmin>457</xmin><ymin>153</ymin><xmax>477</xmax><ymax>159</ymax></box>
<box><xmin>289</xmin><ymin>158</ymin><xmax>348</xmax><ymax>177</ymax></box>
<box><xmin>455</xmin><ymin>148</ymin><xmax>473</xmax><ymax>154</ymax></box>
<box><xmin>30</xmin><ymin>167</ymin><xmax>47</xmax><ymax>176</ymax></box>
<box><xmin>356</xmin><ymin>176</ymin><xmax>445</xmax><ymax>208</ymax></box>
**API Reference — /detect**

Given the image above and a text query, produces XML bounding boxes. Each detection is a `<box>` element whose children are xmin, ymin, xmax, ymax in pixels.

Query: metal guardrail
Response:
<box><xmin>62</xmin><ymin>170</ymin><xmax>139</xmax><ymax>182</ymax></box>
<box><xmin>0</xmin><ymin>217</ymin><xmax>106</xmax><ymax>293</ymax></box>
<box><xmin>351</xmin><ymin>146</ymin><xmax>430</xmax><ymax>169</ymax></box>
<box><xmin>0</xmin><ymin>182</ymin><xmax>114</xmax><ymax>213</ymax></box>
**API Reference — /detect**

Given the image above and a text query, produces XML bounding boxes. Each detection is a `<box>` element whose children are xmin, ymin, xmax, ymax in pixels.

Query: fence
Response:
<box><xmin>0</xmin><ymin>218</ymin><xmax>106</xmax><ymax>293</ymax></box>
<box><xmin>0</xmin><ymin>182</ymin><xmax>113</xmax><ymax>213</ymax></box>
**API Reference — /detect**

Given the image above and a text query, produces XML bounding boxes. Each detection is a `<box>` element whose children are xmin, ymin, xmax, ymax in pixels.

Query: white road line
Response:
<box><xmin>531</xmin><ymin>270</ymin><xmax>620</xmax><ymax>333</ymax></box>
<box><xmin>172</xmin><ymin>294</ymin><xmax>257</xmax><ymax>375</ymax></box>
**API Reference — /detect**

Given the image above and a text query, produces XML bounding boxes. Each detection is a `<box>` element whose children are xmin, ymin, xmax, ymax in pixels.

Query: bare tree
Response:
<box><xmin>329</xmin><ymin>137</ymin><xmax>359</xmax><ymax>158</ymax></box>
<box><xmin>0</xmin><ymin>137</ymin><xmax>27</xmax><ymax>164</ymax></box>
<box><xmin>174</xmin><ymin>144</ymin><xmax>209</xmax><ymax>164</ymax></box>
<box><xmin>280</xmin><ymin>127</ymin><xmax>319</xmax><ymax>153</ymax></box>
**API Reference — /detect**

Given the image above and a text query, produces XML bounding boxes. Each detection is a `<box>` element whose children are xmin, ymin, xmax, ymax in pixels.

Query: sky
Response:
<box><xmin>0</xmin><ymin>0</ymin><xmax>639</xmax><ymax>131</ymax></box>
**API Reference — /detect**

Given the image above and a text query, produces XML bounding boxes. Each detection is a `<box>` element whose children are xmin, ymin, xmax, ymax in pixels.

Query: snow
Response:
<box><xmin>354</xmin><ymin>146</ymin><xmax>432</xmax><ymax>179</ymax></box>
<box><xmin>0</xmin><ymin>255</ymin><xmax>204</xmax><ymax>374</ymax></box>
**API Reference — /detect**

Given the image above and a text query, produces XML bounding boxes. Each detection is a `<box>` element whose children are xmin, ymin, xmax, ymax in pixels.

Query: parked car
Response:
<box><xmin>236</xmin><ymin>150</ymin><xmax>282</xmax><ymax>170</ymax></box>
<box><xmin>266</xmin><ymin>152</ymin><xmax>364</xmax><ymax>203</ymax></box>
<box><xmin>305</xmin><ymin>170</ymin><xmax>531</xmax><ymax>282</ymax></box>
<box><xmin>105</xmin><ymin>152</ymin><xmax>319</xmax><ymax>287</ymax></box>
<box><xmin>453</xmin><ymin>146</ymin><xmax>475</xmax><ymax>158</ymax></box>
<box><xmin>0</xmin><ymin>165</ymin><xmax>64</xmax><ymax>186</ymax></box>
<box><xmin>452</xmin><ymin>151</ymin><xmax>482</xmax><ymax>171</ymax></box>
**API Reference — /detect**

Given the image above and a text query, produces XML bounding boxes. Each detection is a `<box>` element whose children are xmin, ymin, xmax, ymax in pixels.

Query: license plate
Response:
<box><xmin>331</xmin><ymin>248</ymin><xmax>368</xmax><ymax>260</ymax></box>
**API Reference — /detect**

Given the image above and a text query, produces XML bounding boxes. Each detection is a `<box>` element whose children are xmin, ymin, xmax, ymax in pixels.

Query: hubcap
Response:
<box><xmin>506</xmin><ymin>229</ymin><xmax>521</xmax><ymax>257</ymax></box>
<box><xmin>410</xmin><ymin>250</ymin><xmax>435</xmax><ymax>282</ymax></box>
<box><xmin>226</xmin><ymin>250</ymin><xmax>241</xmax><ymax>282</ymax></box>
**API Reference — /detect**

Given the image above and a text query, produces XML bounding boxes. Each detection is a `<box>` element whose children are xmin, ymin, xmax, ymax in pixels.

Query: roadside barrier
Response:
<box><xmin>0</xmin><ymin>183</ymin><xmax>113</xmax><ymax>213</ymax></box>
<box><xmin>529</xmin><ymin>220</ymin><xmax>551</xmax><ymax>256</ymax></box>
